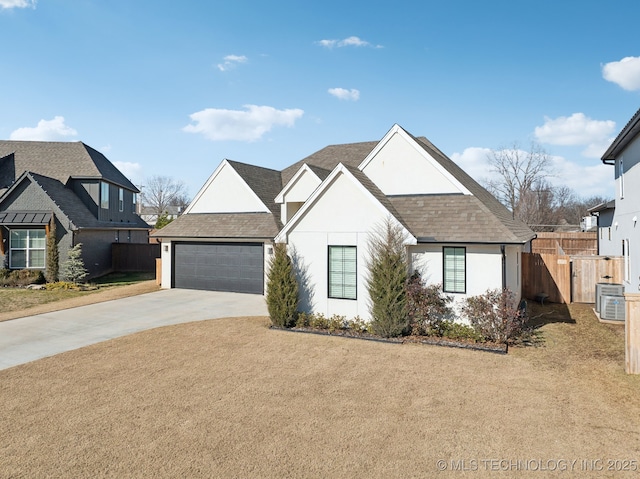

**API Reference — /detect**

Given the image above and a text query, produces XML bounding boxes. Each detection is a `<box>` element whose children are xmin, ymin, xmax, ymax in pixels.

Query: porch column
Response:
<box><xmin>624</xmin><ymin>293</ymin><xmax>640</xmax><ymax>374</ymax></box>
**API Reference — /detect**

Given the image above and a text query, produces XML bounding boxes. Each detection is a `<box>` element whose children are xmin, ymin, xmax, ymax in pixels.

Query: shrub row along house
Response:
<box><xmin>0</xmin><ymin>141</ymin><xmax>150</xmax><ymax>278</ymax></box>
<box><xmin>155</xmin><ymin>124</ymin><xmax>535</xmax><ymax>321</ymax></box>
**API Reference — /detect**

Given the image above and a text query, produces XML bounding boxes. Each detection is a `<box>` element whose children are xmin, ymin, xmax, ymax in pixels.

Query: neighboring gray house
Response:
<box><xmin>155</xmin><ymin>124</ymin><xmax>535</xmax><ymax>321</ymax></box>
<box><xmin>0</xmin><ymin>141</ymin><xmax>150</xmax><ymax>278</ymax></box>
<box><xmin>588</xmin><ymin>200</ymin><xmax>615</xmax><ymax>255</ymax></box>
<box><xmin>600</xmin><ymin>107</ymin><xmax>640</xmax><ymax>291</ymax></box>
<box><xmin>139</xmin><ymin>205</ymin><xmax>183</xmax><ymax>227</ymax></box>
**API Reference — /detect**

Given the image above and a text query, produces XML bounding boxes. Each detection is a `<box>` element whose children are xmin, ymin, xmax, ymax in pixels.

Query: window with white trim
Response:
<box><xmin>328</xmin><ymin>246</ymin><xmax>357</xmax><ymax>300</ymax></box>
<box><xmin>443</xmin><ymin>246</ymin><xmax>466</xmax><ymax>293</ymax></box>
<box><xmin>119</xmin><ymin>187</ymin><xmax>124</xmax><ymax>212</ymax></box>
<box><xmin>101</xmin><ymin>181</ymin><xmax>110</xmax><ymax>209</ymax></box>
<box><xmin>10</xmin><ymin>229</ymin><xmax>46</xmax><ymax>269</ymax></box>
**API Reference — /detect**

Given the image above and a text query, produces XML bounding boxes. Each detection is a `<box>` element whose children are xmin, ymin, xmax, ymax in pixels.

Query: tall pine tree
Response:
<box><xmin>46</xmin><ymin>215</ymin><xmax>59</xmax><ymax>282</ymax></box>
<box><xmin>266</xmin><ymin>243</ymin><xmax>299</xmax><ymax>327</ymax></box>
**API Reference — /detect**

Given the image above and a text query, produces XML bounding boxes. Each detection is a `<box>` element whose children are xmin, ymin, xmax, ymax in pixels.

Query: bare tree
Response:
<box><xmin>141</xmin><ymin>175</ymin><xmax>189</xmax><ymax>216</ymax></box>
<box><xmin>485</xmin><ymin>142</ymin><xmax>555</xmax><ymax>225</ymax></box>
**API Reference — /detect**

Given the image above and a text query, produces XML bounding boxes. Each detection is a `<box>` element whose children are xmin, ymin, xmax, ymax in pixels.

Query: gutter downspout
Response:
<box><xmin>501</xmin><ymin>244</ymin><xmax>507</xmax><ymax>290</ymax></box>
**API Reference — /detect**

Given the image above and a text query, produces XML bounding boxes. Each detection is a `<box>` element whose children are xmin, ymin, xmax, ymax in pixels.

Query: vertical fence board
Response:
<box><xmin>571</xmin><ymin>256</ymin><xmax>624</xmax><ymax>303</ymax></box>
<box><xmin>522</xmin><ymin>253</ymin><xmax>570</xmax><ymax>304</ymax></box>
<box><xmin>625</xmin><ymin>293</ymin><xmax>640</xmax><ymax>374</ymax></box>
<box><xmin>112</xmin><ymin>243</ymin><xmax>161</xmax><ymax>272</ymax></box>
<box><xmin>523</xmin><ymin>253</ymin><xmax>624</xmax><ymax>304</ymax></box>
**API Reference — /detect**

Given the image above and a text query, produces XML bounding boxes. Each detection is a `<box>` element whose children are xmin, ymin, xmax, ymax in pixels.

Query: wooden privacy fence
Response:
<box><xmin>531</xmin><ymin>232</ymin><xmax>597</xmax><ymax>256</ymax></box>
<box><xmin>112</xmin><ymin>243</ymin><xmax>161</xmax><ymax>272</ymax></box>
<box><xmin>522</xmin><ymin>253</ymin><xmax>623</xmax><ymax>304</ymax></box>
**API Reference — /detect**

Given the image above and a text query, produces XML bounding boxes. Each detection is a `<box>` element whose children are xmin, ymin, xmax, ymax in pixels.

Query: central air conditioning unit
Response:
<box><xmin>601</xmin><ymin>295</ymin><xmax>625</xmax><ymax>321</ymax></box>
<box><xmin>596</xmin><ymin>283</ymin><xmax>624</xmax><ymax>313</ymax></box>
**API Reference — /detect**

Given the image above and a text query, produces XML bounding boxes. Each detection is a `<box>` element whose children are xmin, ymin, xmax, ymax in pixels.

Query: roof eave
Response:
<box><xmin>601</xmin><ymin>107</ymin><xmax>640</xmax><ymax>162</ymax></box>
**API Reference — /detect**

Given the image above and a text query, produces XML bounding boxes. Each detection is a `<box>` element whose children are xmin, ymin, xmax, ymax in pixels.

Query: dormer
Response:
<box><xmin>275</xmin><ymin>164</ymin><xmax>328</xmax><ymax>224</ymax></box>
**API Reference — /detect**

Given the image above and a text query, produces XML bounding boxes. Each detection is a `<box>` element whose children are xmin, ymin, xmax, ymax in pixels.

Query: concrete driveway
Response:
<box><xmin>0</xmin><ymin>289</ymin><xmax>267</xmax><ymax>371</ymax></box>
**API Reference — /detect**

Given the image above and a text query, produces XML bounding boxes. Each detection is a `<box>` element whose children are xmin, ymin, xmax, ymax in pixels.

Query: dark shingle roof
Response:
<box><xmin>153</xmin><ymin>212</ymin><xmax>281</xmax><ymax>239</ymax></box>
<box><xmin>410</xmin><ymin>135</ymin><xmax>534</xmax><ymax>243</ymax></box>
<box><xmin>226</xmin><ymin>160</ymin><xmax>282</xmax><ymax>217</ymax></box>
<box><xmin>281</xmin><ymin>141</ymin><xmax>377</xmax><ymax>185</ymax></box>
<box><xmin>389</xmin><ymin>195</ymin><xmax>531</xmax><ymax>243</ymax></box>
<box><xmin>341</xmin><ymin>164</ymin><xmax>410</xmax><ymax>231</ymax></box>
<box><xmin>601</xmin><ymin>107</ymin><xmax>640</xmax><ymax>161</ymax></box>
<box><xmin>27</xmin><ymin>173</ymin><xmax>149</xmax><ymax>229</ymax></box>
<box><xmin>155</xmin><ymin>127</ymin><xmax>534</xmax><ymax>244</ymax></box>
<box><xmin>0</xmin><ymin>141</ymin><xmax>138</xmax><ymax>191</ymax></box>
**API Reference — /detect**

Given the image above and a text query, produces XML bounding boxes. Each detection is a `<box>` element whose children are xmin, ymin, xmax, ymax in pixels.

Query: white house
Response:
<box><xmin>153</xmin><ymin>124</ymin><xmax>535</xmax><ymax>320</ymax></box>
<box><xmin>600</xmin><ymin>107</ymin><xmax>640</xmax><ymax>292</ymax></box>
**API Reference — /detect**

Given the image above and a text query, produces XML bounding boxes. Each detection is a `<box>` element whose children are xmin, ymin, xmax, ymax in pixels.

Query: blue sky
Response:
<box><xmin>2</xmin><ymin>0</ymin><xmax>640</xmax><ymax>201</ymax></box>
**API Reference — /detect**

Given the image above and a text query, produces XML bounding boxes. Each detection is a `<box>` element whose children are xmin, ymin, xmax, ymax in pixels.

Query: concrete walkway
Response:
<box><xmin>0</xmin><ymin>289</ymin><xmax>267</xmax><ymax>371</ymax></box>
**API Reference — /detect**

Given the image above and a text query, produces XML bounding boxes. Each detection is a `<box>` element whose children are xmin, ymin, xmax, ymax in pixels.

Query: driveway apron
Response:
<box><xmin>0</xmin><ymin>289</ymin><xmax>267</xmax><ymax>370</ymax></box>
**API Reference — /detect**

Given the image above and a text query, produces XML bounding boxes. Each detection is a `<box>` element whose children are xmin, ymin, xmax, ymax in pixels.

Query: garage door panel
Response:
<box><xmin>173</xmin><ymin>242</ymin><xmax>264</xmax><ymax>294</ymax></box>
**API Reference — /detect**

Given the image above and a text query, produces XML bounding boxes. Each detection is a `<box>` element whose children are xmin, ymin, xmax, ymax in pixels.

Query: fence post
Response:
<box><xmin>625</xmin><ymin>293</ymin><xmax>640</xmax><ymax>374</ymax></box>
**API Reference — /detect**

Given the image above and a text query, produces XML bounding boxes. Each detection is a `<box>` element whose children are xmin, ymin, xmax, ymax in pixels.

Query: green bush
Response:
<box><xmin>266</xmin><ymin>243</ymin><xmax>299</xmax><ymax>327</ymax></box>
<box><xmin>0</xmin><ymin>269</ymin><xmax>46</xmax><ymax>287</ymax></box>
<box><xmin>366</xmin><ymin>218</ymin><xmax>409</xmax><ymax>338</ymax></box>
<box><xmin>440</xmin><ymin>321</ymin><xmax>485</xmax><ymax>342</ymax></box>
<box><xmin>295</xmin><ymin>312</ymin><xmax>311</xmax><ymax>328</ymax></box>
<box><xmin>308</xmin><ymin>313</ymin><xmax>328</xmax><ymax>329</ymax></box>
<box><xmin>60</xmin><ymin>243</ymin><xmax>88</xmax><ymax>284</ymax></box>
<box><xmin>327</xmin><ymin>314</ymin><xmax>346</xmax><ymax>332</ymax></box>
<box><xmin>346</xmin><ymin>316</ymin><xmax>370</xmax><ymax>334</ymax></box>
<box><xmin>406</xmin><ymin>271</ymin><xmax>454</xmax><ymax>336</ymax></box>
<box><xmin>46</xmin><ymin>216</ymin><xmax>59</xmax><ymax>283</ymax></box>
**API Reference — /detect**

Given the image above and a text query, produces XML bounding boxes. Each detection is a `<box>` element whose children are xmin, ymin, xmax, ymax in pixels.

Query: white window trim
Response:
<box><xmin>119</xmin><ymin>188</ymin><xmax>124</xmax><ymax>212</ymax></box>
<box><xmin>101</xmin><ymin>181</ymin><xmax>110</xmax><ymax>209</ymax></box>
<box><xmin>9</xmin><ymin>229</ymin><xmax>46</xmax><ymax>269</ymax></box>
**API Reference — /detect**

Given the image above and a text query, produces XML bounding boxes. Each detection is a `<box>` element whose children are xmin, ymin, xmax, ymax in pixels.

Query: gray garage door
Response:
<box><xmin>173</xmin><ymin>242</ymin><xmax>264</xmax><ymax>294</ymax></box>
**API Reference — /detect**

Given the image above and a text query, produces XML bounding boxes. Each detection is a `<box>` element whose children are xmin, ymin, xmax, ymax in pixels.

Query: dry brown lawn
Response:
<box><xmin>1</xmin><ymin>301</ymin><xmax>640</xmax><ymax>478</ymax></box>
<box><xmin>0</xmin><ymin>281</ymin><xmax>160</xmax><ymax>322</ymax></box>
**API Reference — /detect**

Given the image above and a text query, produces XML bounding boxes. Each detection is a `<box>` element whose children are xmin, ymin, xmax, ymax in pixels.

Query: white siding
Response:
<box><xmin>409</xmin><ymin>243</ymin><xmax>504</xmax><ymax>298</ymax></box>
<box><xmin>187</xmin><ymin>162</ymin><xmax>268</xmax><ymax>214</ymax></box>
<box><xmin>286</xmin><ymin>171</ymin><xmax>404</xmax><ymax>320</ymax></box>
<box><xmin>361</xmin><ymin>130</ymin><xmax>467</xmax><ymax>195</ymax></box>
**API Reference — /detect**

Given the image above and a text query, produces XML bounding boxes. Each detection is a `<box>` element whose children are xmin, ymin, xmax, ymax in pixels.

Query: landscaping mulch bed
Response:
<box><xmin>271</xmin><ymin>326</ymin><xmax>508</xmax><ymax>354</ymax></box>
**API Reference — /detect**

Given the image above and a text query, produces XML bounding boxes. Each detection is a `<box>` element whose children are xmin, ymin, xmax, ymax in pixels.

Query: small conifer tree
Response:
<box><xmin>61</xmin><ymin>243</ymin><xmax>88</xmax><ymax>284</ymax></box>
<box><xmin>366</xmin><ymin>218</ymin><xmax>409</xmax><ymax>337</ymax></box>
<box><xmin>45</xmin><ymin>215</ymin><xmax>59</xmax><ymax>282</ymax></box>
<box><xmin>266</xmin><ymin>243</ymin><xmax>299</xmax><ymax>327</ymax></box>
<box><xmin>155</xmin><ymin>211</ymin><xmax>173</xmax><ymax>229</ymax></box>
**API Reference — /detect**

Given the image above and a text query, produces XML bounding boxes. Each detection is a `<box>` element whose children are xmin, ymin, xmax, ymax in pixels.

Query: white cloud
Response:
<box><xmin>451</xmin><ymin>146</ymin><xmax>614</xmax><ymax>198</ymax></box>
<box><xmin>549</xmin><ymin>154</ymin><xmax>613</xmax><ymax>198</ymax></box>
<box><xmin>183</xmin><ymin>105</ymin><xmax>304</xmax><ymax>142</ymax></box>
<box><xmin>217</xmin><ymin>54</ymin><xmax>248</xmax><ymax>72</ymax></box>
<box><xmin>602</xmin><ymin>56</ymin><xmax>640</xmax><ymax>91</ymax></box>
<box><xmin>450</xmin><ymin>147</ymin><xmax>496</xmax><ymax>184</ymax></box>
<box><xmin>315</xmin><ymin>36</ymin><xmax>382</xmax><ymax>49</ymax></box>
<box><xmin>9</xmin><ymin>116</ymin><xmax>78</xmax><ymax>141</ymax></box>
<box><xmin>0</xmin><ymin>0</ymin><xmax>36</xmax><ymax>9</ymax></box>
<box><xmin>328</xmin><ymin>87</ymin><xmax>360</xmax><ymax>101</ymax></box>
<box><xmin>534</xmin><ymin>113</ymin><xmax>615</xmax><ymax>158</ymax></box>
<box><xmin>114</xmin><ymin>161</ymin><xmax>143</xmax><ymax>184</ymax></box>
